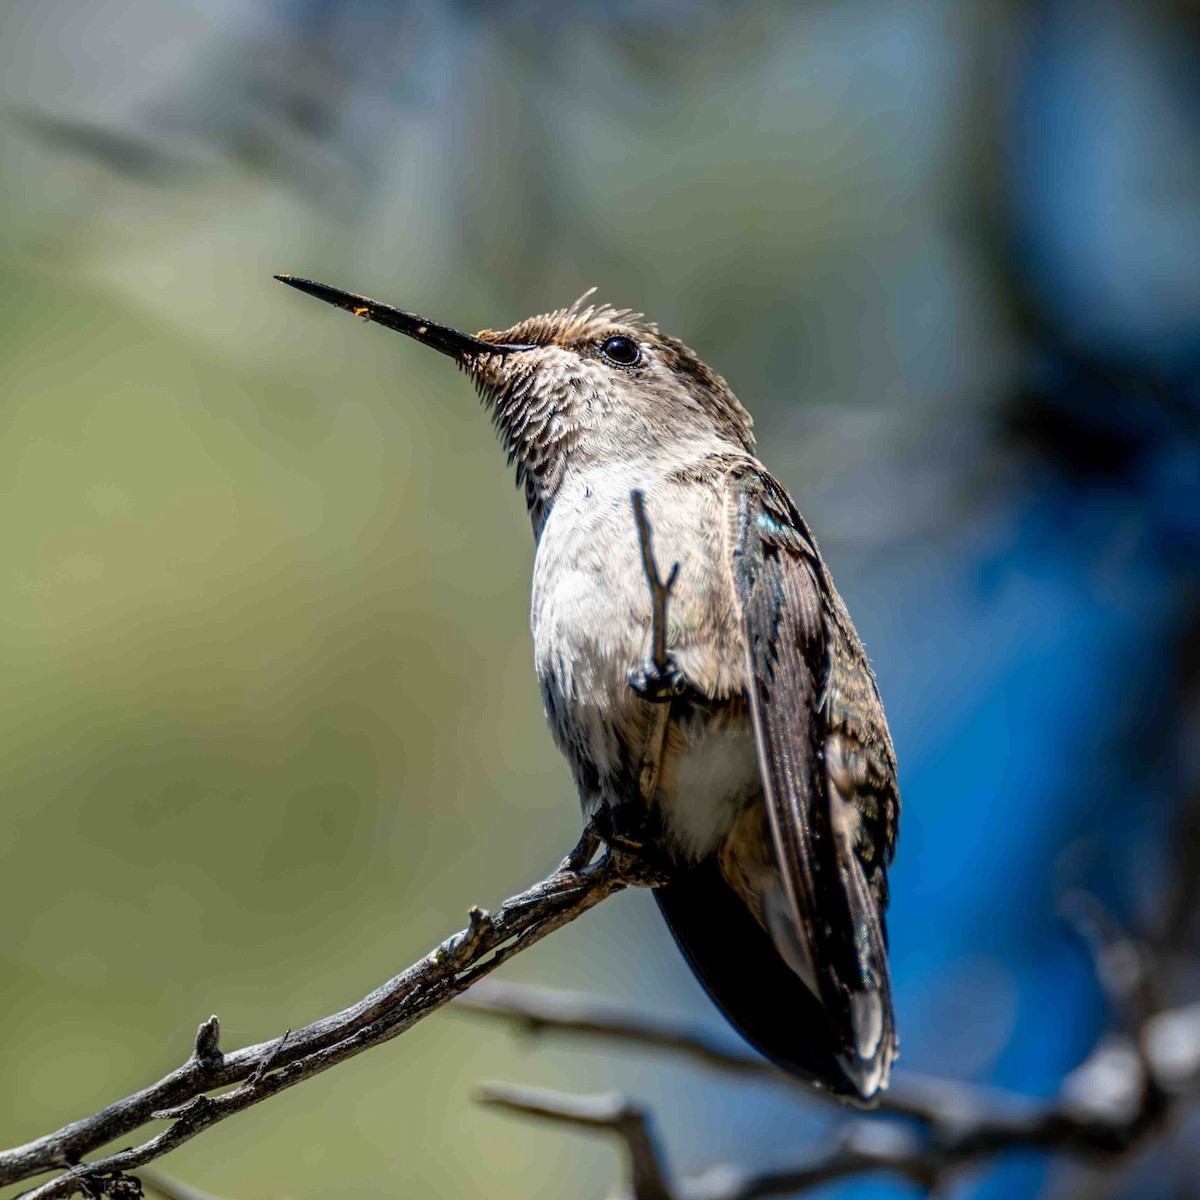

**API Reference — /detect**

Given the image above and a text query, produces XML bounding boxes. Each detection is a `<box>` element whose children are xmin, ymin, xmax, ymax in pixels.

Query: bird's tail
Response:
<box><xmin>653</xmin><ymin>855</ymin><xmax>872</xmax><ymax>1101</ymax></box>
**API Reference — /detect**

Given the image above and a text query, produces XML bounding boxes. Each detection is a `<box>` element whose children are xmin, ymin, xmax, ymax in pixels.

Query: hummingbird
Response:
<box><xmin>275</xmin><ymin>275</ymin><xmax>901</xmax><ymax>1100</ymax></box>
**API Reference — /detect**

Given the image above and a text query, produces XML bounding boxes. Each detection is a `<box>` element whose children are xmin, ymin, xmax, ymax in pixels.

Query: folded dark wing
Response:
<box><xmin>730</xmin><ymin>468</ymin><xmax>899</xmax><ymax>1096</ymax></box>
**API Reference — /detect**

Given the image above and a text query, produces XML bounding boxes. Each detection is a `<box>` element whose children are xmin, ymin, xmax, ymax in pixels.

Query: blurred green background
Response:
<box><xmin>2</xmin><ymin>3</ymin><xmax>1198</xmax><ymax>1198</ymax></box>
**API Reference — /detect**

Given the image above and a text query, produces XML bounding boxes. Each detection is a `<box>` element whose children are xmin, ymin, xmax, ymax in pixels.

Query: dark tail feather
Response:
<box><xmin>654</xmin><ymin>856</ymin><xmax>861</xmax><ymax>1100</ymax></box>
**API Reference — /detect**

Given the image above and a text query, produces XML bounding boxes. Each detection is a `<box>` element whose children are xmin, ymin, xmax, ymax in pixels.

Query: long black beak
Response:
<box><xmin>274</xmin><ymin>275</ymin><xmax>534</xmax><ymax>359</ymax></box>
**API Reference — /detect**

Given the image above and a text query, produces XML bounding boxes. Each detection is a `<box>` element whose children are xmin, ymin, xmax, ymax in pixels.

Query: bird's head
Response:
<box><xmin>275</xmin><ymin>276</ymin><xmax>753</xmax><ymax>526</ymax></box>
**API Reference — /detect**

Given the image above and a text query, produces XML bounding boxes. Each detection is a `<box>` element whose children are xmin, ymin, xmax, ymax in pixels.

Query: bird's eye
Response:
<box><xmin>599</xmin><ymin>335</ymin><xmax>640</xmax><ymax>366</ymax></box>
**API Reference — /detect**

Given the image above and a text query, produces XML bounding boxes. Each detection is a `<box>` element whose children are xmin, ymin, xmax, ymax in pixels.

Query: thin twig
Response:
<box><xmin>139</xmin><ymin>1169</ymin><xmax>229</xmax><ymax>1200</ymax></box>
<box><xmin>477</xmin><ymin>1084</ymin><xmax>674</xmax><ymax>1200</ymax></box>
<box><xmin>630</xmin><ymin>489</ymin><xmax>679</xmax><ymax>680</ymax></box>
<box><xmin>0</xmin><ymin>845</ymin><xmax>665</xmax><ymax>1200</ymax></box>
<box><xmin>628</xmin><ymin>489</ymin><xmax>682</xmax><ymax>807</ymax></box>
<box><xmin>456</xmin><ymin>981</ymin><xmax>783</xmax><ymax>1084</ymax></box>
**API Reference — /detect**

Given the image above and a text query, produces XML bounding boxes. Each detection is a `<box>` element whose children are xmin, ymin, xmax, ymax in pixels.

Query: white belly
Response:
<box><xmin>661</xmin><ymin>715</ymin><xmax>761</xmax><ymax>860</ymax></box>
<box><xmin>531</xmin><ymin>463</ymin><xmax>743</xmax><ymax>703</ymax></box>
<box><xmin>529</xmin><ymin>458</ymin><xmax>753</xmax><ymax>854</ymax></box>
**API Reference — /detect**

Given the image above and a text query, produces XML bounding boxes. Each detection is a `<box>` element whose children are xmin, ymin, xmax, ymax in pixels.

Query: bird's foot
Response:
<box><xmin>591</xmin><ymin>803</ymin><xmax>652</xmax><ymax>859</ymax></box>
<box><xmin>628</xmin><ymin>656</ymin><xmax>690</xmax><ymax>704</ymax></box>
<box><xmin>586</xmin><ymin>805</ymin><xmax>672</xmax><ymax>885</ymax></box>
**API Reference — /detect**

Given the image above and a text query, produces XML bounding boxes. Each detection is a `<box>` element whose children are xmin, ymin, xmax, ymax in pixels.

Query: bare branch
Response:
<box><xmin>455</xmin><ymin>980</ymin><xmax>961</xmax><ymax>1121</ymax></box>
<box><xmin>0</xmin><ymin>844</ymin><xmax>666</xmax><ymax>1200</ymax></box>
<box><xmin>456</xmin><ymin>981</ymin><xmax>783</xmax><ymax>1085</ymax></box>
<box><xmin>462</xmin><ymin>981</ymin><xmax>1200</xmax><ymax>1195</ymax></box>
<box><xmin>477</xmin><ymin>1083</ymin><xmax>674</xmax><ymax>1200</ymax></box>
<box><xmin>474</xmin><ymin>1082</ymin><xmax>933</xmax><ymax>1199</ymax></box>
<box><xmin>472</xmin><ymin>1056</ymin><xmax>1192</xmax><ymax>1200</ymax></box>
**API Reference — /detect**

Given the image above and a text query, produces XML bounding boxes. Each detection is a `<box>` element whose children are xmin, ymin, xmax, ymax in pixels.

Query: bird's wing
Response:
<box><xmin>727</xmin><ymin>464</ymin><xmax>899</xmax><ymax>1096</ymax></box>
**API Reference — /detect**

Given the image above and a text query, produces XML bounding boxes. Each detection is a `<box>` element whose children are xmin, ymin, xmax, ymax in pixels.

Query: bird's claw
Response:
<box><xmin>607</xmin><ymin>829</ymin><xmax>652</xmax><ymax>857</ymax></box>
<box><xmin>590</xmin><ymin>803</ymin><xmax>652</xmax><ymax>860</ymax></box>
<box><xmin>628</xmin><ymin>657</ymin><xmax>689</xmax><ymax>703</ymax></box>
